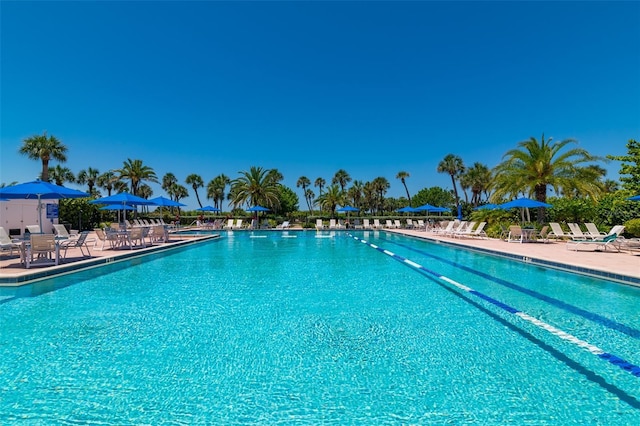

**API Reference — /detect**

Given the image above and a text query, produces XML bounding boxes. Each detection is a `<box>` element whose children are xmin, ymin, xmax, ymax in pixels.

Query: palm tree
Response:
<box><xmin>296</xmin><ymin>176</ymin><xmax>312</xmax><ymax>212</ymax></box>
<box><xmin>314</xmin><ymin>177</ymin><xmax>326</xmax><ymax>195</ymax></box>
<box><xmin>492</xmin><ymin>134</ymin><xmax>602</xmax><ymax>222</ymax></box>
<box><xmin>207</xmin><ymin>174</ymin><xmax>230</xmax><ymax>211</ymax></box>
<box><xmin>185</xmin><ymin>174</ymin><xmax>205</xmax><ymax>208</ymax></box>
<box><xmin>116</xmin><ymin>159</ymin><xmax>158</xmax><ymax>196</ymax></box>
<box><xmin>396</xmin><ymin>171</ymin><xmax>411</xmax><ymax>206</ymax></box>
<box><xmin>316</xmin><ymin>184</ymin><xmax>343</xmax><ymax>216</ymax></box>
<box><xmin>461</xmin><ymin>162</ymin><xmax>492</xmax><ymax>206</ymax></box>
<box><xmin>332</xmin><ymin>169</ymin><xmax>352</xmax><ymax>193</ymax></box>
<box><xmin>97</xmin><ymin>170</ymin><xmax>119</xmax><ymax>196</ymax></box>
<box><xmin>372</xmin><ymin>177</ymin><xmax>390</xmax><ymax>214</ymax></box>
<box><xmin>77</xmin><ymin>167</ymin><xmax>100</xmax><ymax>195</ymax></box>
<box><xmin>48</xmin><ymin>165</ymin><xmax>75</xmax><ymax>186</ymax></box>
<box><xmin>162</xmin><ymin>172</ymin><xmax>178</xmax><ymax>198</ymax></box>
<box><xmin>137</xmin><ymin>184</ymin><xmax>154</xmax><ymax>214</ymax></box>
<box><xmin>437</xmin><ymin>154</ymin><xmax>465</xmax><ymax>208</ymax></box>
<box><xmin>19</xmin><ymin>131</ymin><xmax>68</xmax><ymax>182</ymax></box>
<box><xmin>305</xmin><ymin>188</ymin><xmax>316</xmax><ymax>213</ymax></box>
<box><xmin>347</xmin><ymin>180</ymin><xmax>364</xmax><ymax>211</ymax></box>
<box><xmin>230</xmin><ymin>166</ymin><xmax>281</xmax><ymax>209</ymax></box>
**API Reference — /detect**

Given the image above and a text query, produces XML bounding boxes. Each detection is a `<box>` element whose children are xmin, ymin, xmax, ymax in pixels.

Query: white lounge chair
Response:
<box><xmin>329</xmin><ymin>219</ymin><xmax>338</xmax><ymax>229</ymax></box>
<box><xmin>452</xmin><ymin>221</ymin><xmax>477</xmax><ymax>238</ymax></box>
<box><xmin>566</xmin><ymin>234</ymin><xmax>621</xmax><ymax>252</ymax></box>
<box><xmin>53</xmin><ymin>224</ymin><xmax>78</xmax><ymax>241</ymax></box>
<box><xmin>567</xmin><ymin>223</ymin><xmax>589</xmax><ymax>240</ymax></box>
<box><xmin>549</xmin><ymin>223</ymin><xmax>573</xmax><ymax>240</ymax></box>
<box><xmin>276</xmin><ymin>221</ymin><xmax>290</xmax><ymax>229</ymax></box>
<box><xmin>315</xmin><ymin>219</ymin><xmax>325</xmax><ymax>230</ymax></box>
<box><xmin>373</xmin><ymin>219</ymin><xmax>383</xmax><ymax>229</ymax></box>
<box><xmin>584</xmin><ymin>223</ymin><xmax>606</xmax><ymax>239</ymax></box>
<box><xmin>362</xmin><ymin>219</ymin><xmax>372</xmax><ymax>229</ymax></box>
<box><xmin>0</xmin><ymin>226</ymin><xmax>21</xmax><ymax>257</ymax></box>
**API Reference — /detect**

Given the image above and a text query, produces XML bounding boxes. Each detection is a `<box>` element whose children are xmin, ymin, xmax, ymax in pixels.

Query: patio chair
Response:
<box><xmin>362</xmin><ymin>219</ymin><xmax>372</xmax><ymax>229</ymax></box>
<box><xmin>315</xmin><ymin>219</ymin><xmax>325</xmax><ymax>230</ymax></box>
<box><xmin>385</xmin><ymin>219</ymin><xmax>394</xmax><ymax>229</ymax></box>
<box><xmin>535</xmin><ymin>225</ymin><xmax>551</xmax><ymax>243</ymax></box>
<box><xmin>415</xmin><ymin>219</ymin><xmax>425</xmax><ymax>230</ymax></box>
<box><xmin>507</xmin><ymin>225</ymin><xmax>524</xmax><ymax>243</ymax></box>
<box><xmin>329</xmin><ymin>219</ymin><xmax>338</xmax><ymax>229</ymax></box>
<box><xmin>0</xmin><ymin>226</ymin><xmax>22</xmax><ymax>257</ymax></box>
<box><xmin>59</xmin><ymin>231</ymin><xmax>94</xmax><ymax>260</ymax></box>
<box><xmin>24</xmin><ymin>234</ymin><xmax>58</xmax><ymax>268</ymax></box>
<box><xmin>373</xmin><ymin>219</ymin><xmax>383</xmax><ymax>229</ymax></box>
<box><xmin>94</xmin><ymin>228</ymin><xmax>119</xmax><ymax>250</ymax></box>
<box><xmin>394</xmin><ymin>219</ymin><xmax>402</xmax><ymax>229</ymax></box>
<box><xmin>353</xmin><ymin>219</ymin><xmax>363</xmax><ymax>229</ymax></box>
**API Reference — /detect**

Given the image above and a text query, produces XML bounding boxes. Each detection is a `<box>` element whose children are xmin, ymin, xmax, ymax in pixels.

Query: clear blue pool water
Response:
<box><xmin>1</xmin><ymin>230</ymin><xmax>639</xmax><ymax>424</ymax></box>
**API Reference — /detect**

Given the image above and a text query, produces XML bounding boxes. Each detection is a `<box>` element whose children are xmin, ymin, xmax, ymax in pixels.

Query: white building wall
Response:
<box><xmin>0</xmin><ymin>200</ymin><xmax>59</xmax><ymax>237</ymax></box>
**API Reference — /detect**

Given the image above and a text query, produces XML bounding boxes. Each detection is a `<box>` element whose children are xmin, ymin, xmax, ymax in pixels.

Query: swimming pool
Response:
<box><xmin>1</xmin><ymin>231</ymin><xmax>639</xmax><ymax>423</ymax></box>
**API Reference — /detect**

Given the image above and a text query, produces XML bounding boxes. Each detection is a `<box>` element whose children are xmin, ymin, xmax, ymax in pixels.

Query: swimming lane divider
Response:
<box><xmin>346</xmin><ymin>233</ymin><xmax>640</xmax><ymax>378</ymax></box>
<box><xmin>383</xmin><ymin>238</ymin><xmax>640</xmax><ymax>340</ymax></box>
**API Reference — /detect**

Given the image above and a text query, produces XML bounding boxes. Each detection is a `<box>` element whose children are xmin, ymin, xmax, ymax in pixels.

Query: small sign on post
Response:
<box><xmin>46</xmin><ymin>203</ymin><xmax>59</xmax><ymax>219</ymax></box>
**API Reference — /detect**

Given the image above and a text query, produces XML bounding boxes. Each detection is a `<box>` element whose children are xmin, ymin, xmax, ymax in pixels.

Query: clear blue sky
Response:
<box><xmin>2</xmin><ymin>1</ymin><xmax>639</xmax><ymax>210</ymax></box>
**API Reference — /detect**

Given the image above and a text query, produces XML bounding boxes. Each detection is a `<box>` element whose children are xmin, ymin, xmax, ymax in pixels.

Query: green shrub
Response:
<box><xmin>624</xmin><ymin>218</ymin><xmax>640</xmax><ymax>237</ymax></box>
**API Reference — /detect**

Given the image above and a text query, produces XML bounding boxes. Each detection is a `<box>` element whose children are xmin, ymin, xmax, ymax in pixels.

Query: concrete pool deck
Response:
<box><xmin>0</xmin><ymin>228</ymin><xmax>638</xmax><ymax>287</ymax></box>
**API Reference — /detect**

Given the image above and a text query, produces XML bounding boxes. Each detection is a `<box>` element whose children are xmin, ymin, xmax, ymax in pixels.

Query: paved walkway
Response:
<box><xmin>1</xmin><ymin>228</ymin><xmax>638</xmax><ymax>287</ymax></box>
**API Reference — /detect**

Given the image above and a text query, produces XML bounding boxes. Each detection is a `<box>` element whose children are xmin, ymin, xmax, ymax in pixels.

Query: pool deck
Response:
<box><xmin>0</xmin><ymin>227</ymin><xmax>638</xmax><ymax>287</ymax></box>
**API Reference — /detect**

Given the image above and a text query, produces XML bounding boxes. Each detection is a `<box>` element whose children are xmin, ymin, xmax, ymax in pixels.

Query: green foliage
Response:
<box><xmin>607</xmin><ymin>139</ymin><xmax>640</xmax><ymax>193</ymax></box>
<box><xmin>546</xmin><ymin>197</ymin><xmax>597</xmax><ymax>224</ymax></box>
<box><xmin>624</xmin><ymin>218</ymin><xmax>640</xmax><ymax>237</ymax></box>
<box><xmin>593</xmin><ymin>192</ymin><xmax>640</xmax><ymax>228</ymax></box>
<box><xmin>59</xmin><ymin>198</ymin><xmax>102</xmax><ymax>231</ymax></box>
<box><xmin>412</xmin><ymin>187</ymin><xmax>455</xmax><ymax>209</ymax></box>
<box><xmin>274</xmin><ymin>185</ymin><xmax>299</xmax><ymax>216</ymax></box>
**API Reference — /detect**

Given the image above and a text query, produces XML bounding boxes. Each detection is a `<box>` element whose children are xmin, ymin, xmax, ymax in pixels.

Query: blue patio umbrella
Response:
<box><xmin>499</xmin><ymin>197</ymin><xmax>552</xmax><ymax>209</ymax></box>
<box><xmin>90</xmin><ymin>192</ymin><xmax>156</xmax><ymax>206</ymax></box>
<box><xmin>149</xmin><ymin>196</ymin><xmax>186</xmax><ymax>208</ymax></box>
<box><xmin>197</xmin><ymin>205</ymin><xmax>221</xmax><ymax>221</ymax></box>
<box><xmin>247</xmin><ymin>205</ymin><xmax>270</xmax><ymax>212</ymax></box>
<box><xmin>414</xmin><ymin>203</ymin><xmax>437</xmax><ymax>211</ymax></box>
<box><xmin>0</xmin><ymin>180</ymin><xmax>89</xmax><ymax>232</ymax></box>
<box><xmin>247</xmin><ymin>205</ymin><xmax>270</xmax><ymax>223</ymax></box>
<box><xmin>397</xmin><ymin>206</ymin><xmax>418</xmax><ymax>213</ymax></box>
<box><xmin>337</xmin><ymin>206</ymin><xmax>359</xmax><ymax>213</ymax></box>
<box><xmin>149</xmin><ymin>196</ymin><xmax>186</xmax><ymax>218</ymax></box>
<box><xmin>197</xmin><ymin>205</ymin><xmax>221</xmax><ymax>212</ymax></box>
<box><xmin>628</xmin><ymin>194</ymin><xmax>640</xmax><ymax>201</ymax></box>
<box><xmin>99</xmin><ymin>204</ymin><xmax>136</xmax><ymax>211</ymax></box>
<box><xmin>499</xmin><ymin>197</ymin><xmax>552</xmax><ymax>223</ymax></box>
<box><xmin>99</xmin><ymin>204</ymin><xmax>136</xmax><ymax>223</ymax></box>
<box><xmin>91</xmin><ymin>192</ymin><xmax>156</xmax><ymax>222</ymax></box>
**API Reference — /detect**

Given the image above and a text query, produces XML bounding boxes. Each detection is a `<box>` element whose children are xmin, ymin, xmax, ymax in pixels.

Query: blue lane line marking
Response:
<box><xmin>348</xmin><ymin>233</ymin><xmax>640</xmax><ymax>378</ymax></box>
<box><xmin>383</xmin><ymin>237</ymin><xmax>640</xmax><ymax>340</ymax></box>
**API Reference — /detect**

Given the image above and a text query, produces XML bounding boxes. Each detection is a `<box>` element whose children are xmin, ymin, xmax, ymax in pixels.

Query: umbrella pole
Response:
<box><xmin>38</xmin><ymin>195</ymin><xmax>43</xmax><ymax>233</ymax></box>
